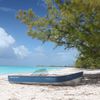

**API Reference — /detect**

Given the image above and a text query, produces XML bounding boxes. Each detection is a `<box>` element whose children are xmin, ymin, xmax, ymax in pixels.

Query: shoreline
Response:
<box><xmin>0</xmin><ymin>68</ymin><xmax>100</xmax><ymax>100</ymax></box>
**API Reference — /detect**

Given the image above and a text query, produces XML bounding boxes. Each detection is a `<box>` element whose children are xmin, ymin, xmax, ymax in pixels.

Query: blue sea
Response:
<box><xmin>0</xmin><ymin>66</ymin><xmax>63</xmax><ymax>74</ymax></box>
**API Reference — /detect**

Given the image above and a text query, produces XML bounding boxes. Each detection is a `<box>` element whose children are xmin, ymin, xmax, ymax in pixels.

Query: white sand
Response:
<box><xmin>0</xmin><ymin>68</ymin><xmax>100</xmax><ymax>100</ymax></box>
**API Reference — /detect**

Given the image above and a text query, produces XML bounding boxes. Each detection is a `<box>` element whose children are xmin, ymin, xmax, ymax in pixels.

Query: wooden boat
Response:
<box><xmin>8</xmin><ymin>72</ymin><xmax>83</xmax><ymax>85</ymax></box>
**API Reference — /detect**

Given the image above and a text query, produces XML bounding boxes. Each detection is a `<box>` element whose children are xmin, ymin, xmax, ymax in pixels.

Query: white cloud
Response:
<box><xmin>0</xmin><ymin>27</ymin><xmax>15</xmax><ymax>48</ymax></box>
<box><xmin>34</xmin><ymin>46</ymin><xmax>45</xmax><ymax>57</ymax></box>
<box><xmin>13</xmin><ymin>45</ymin><xmax>30</xmax><ymax>59</ymax></box>
<box><xmin>56</xmin><ymin>52</ymin><xmax>67</xmax><ymax>61</ymax></box>
<box><xmin>0</xmin><ymin>7</ymin><xmax>16</xmax><ymax>12</ymax></box>
<box><xmin>54</xmin><ymin>49</ymin><xmax>79</xmax><ymax>65</ymax></box>
<box><xmin>34</xmin><ymin>46</ymin><xmax>44</xmax><ymax>53</ymax></box>
<box><xmin>0</xmin><ymin>27</ymin><xmax>78</xmax><ymax>66</ymax></box>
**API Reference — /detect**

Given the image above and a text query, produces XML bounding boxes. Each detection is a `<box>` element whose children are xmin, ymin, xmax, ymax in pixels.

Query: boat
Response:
<box><xmin>8</xmin><ymin>72</ymin><xmax>83</xmax><ymax>85</ymax></box>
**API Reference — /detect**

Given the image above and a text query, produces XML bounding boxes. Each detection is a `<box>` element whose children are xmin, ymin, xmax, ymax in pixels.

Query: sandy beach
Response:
<box><xmin>0</xmin><ymin>68</ymin><xmax>100</xmax><ymax>100</ymax></box>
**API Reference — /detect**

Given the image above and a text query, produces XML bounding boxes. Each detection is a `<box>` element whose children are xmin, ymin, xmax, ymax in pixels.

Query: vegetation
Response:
<box><xmin>17</xmin><ymin>0</ymin><xmax>100</xmax><ymax>69</ymax></box>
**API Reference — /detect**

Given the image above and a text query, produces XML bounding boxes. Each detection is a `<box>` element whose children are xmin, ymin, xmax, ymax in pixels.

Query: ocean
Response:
<box><xmin>0</xmin><ymin>66</ymin><xmax>62</xmax><ymax>74</ymax></box>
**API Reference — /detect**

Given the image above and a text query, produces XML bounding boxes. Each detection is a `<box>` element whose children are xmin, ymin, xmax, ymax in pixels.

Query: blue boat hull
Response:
<box><xmin>8</xmin><ymin>72</ymin><xmax>83</xmax><ymax>85</ymax></box>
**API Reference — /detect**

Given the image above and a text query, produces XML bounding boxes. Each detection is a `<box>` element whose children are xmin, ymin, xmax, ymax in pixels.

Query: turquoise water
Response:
<box><xmin>0</xmin><ymin>66</ymin><xmax>62</xmax><ymax>74</ymax></box>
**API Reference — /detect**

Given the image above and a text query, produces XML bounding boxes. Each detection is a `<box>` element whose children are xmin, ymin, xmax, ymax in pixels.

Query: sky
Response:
<box><xmin>0</xmin><ymin>0</ymin><xmax>79</xmax><ymax>66</ymax></box>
